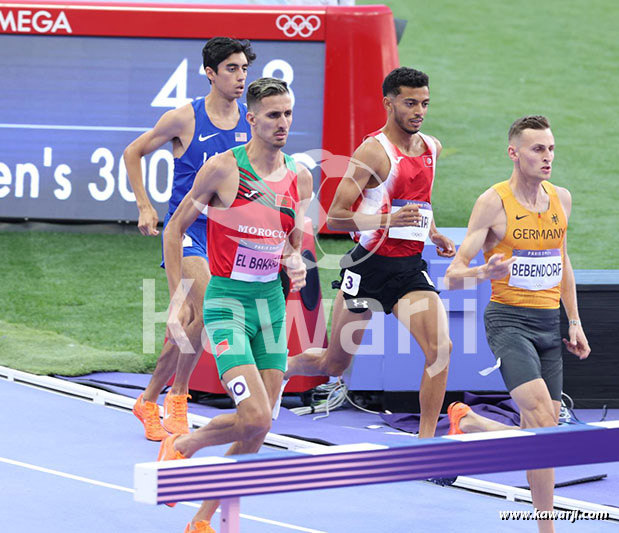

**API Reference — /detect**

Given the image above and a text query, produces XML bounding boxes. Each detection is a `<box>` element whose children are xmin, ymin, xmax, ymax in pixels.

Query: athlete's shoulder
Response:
<box><xmin>168</xmin><ymin>100</ymin><xmax>196</xmax><ymax>123</ymax></box>
<box><xmin>348</xmin><ymin>136</ymin><xmax>388</xmax><ymax>176</ymax></box>
<box><xmin>465</xmin><ymin>187</ymin><xmax>505</xmax><ymax>232</ymax></box>
<box><xmin>212</xmin><ymin>148</ymin><xmax>238</xmax><ymax>168</ymax></box>
<box><xmin>295</xmin><ymin>163</ymin><xmax>313</xmax><ymax>202</ymax></box>
<box><xmin>551</xmin><ymin>183</ymin><xmax>570</xmax><ymax>198</ymax></box>
<box><xmin>199</xmin><ymin>149</ymin><xmax>236</xmax><ymax>178</ymax></box>
<box><xmin>422</xmin><ymin>133</ymin><xmax>442</xmax><ymax>155</ymax></box>
<box><xmin>353</xmin><ymin>131</ymin><xmax>387</xmax><ymax>157</ymax></box>
<box><xmin>553</xmin><ymin>184</ymin><xmax>572</xmax><ymax>216</ymax></box>
<box><xmin>476</xmin><ymin>186</ymin><xmax>504</xmax><ymax>212</ymax></box>
<box><xmin>295</xmin><ymin>160</ymin><xmax>312</xmax><ymax>179</ymax></box>
<box><xmin>149</xmin><ymin>102</ymin><xmax>194</xmax><ymax>138</ymax></box>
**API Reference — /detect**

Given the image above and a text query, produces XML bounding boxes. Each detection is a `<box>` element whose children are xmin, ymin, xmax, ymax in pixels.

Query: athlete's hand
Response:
<box><xmin>283</xmin><ymin>252</ymin><xmax>307</xmax><ymax>292</ymax></box>
<box><xmin>138</xmin><ymin>205</ymin><xmax>160</xmax><ymax>236</ymax></box>
<box><xmin>390</xmin><ymin>204</ymin><xmax>422</xmax><ymax>228</ymax></box>
<box><xmin>563</xmin><ymin>324</ymin><xmax>591</xmax><ymax>360</ymax></box>
<box><xmin>431</xmin><ymin>233</ymin><xmax>456</xmax><ymax>257</ymax></box>
<box><xmin>483</xmin><ymin>253</ymin><xmax>516</xmax><ymax>280</ymax></box>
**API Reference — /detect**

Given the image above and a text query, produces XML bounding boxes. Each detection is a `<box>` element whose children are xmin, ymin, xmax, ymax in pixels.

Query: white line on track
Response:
<box><xmin>0</xmin><ymin>457</ymin><xmax>327</xmax><ymax>533</ymax></box>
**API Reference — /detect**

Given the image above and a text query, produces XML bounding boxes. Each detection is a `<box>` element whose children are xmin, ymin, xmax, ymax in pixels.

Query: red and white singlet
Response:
<box><xmin>352</xmin><ymin>130</ymin><xmax>437</xmax><ymax>257</ymax></box>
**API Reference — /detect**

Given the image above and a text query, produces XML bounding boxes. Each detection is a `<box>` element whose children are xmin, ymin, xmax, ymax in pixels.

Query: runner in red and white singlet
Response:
<box><xmin>353</xmin><ymin>129</ymin><xmax>437</xmax><ymax>257</ymax></box>
<box><xmin>286</xmin><ymin>67</ymin><xmax>455</xmax><ymax>447</ymax></box>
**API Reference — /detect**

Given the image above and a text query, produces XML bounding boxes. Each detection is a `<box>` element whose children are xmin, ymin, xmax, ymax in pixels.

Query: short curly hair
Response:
<box><xmin>382</xmin><ymin>67</ymin><xmax>429</xmax><ymax>97</ymax></box>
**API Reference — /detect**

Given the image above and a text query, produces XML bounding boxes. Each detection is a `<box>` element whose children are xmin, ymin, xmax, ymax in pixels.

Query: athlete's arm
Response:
<box><xmin>289</xmin><ymin>164</ymin><xmax>313</xmax><ymax>252</ymax></box>
<box><xmin>424</xmin><ymin>136</ymin><xmax>455</xmax><ymax>257</ymax></box>
<box><xmin>326</xmin><ymin>139</ymin><xmax>422</xmax><ymax>232</ymax></box>
<box><xmin>164</xmin><ymin>152</ymin><xmax>230</xmax><ymax>303</ymax></box>
<box><xmin>444</xmin><ymin>189</ymin><xmax>515</xmax><ymax>290</ymax></box>
<box><xmin>556</xmin><ymin>187</ymin><xmax>590</xmax><ymax>359</ymax></box>
<box><xmin>123</xmin><ymin>106</ymin><xmax>191</xmax><ymax>236</ymax></box>
<box><xmin>283</xmin><ymin>165</ymin><xmax>313</xmax><ymax>292</ymax></box>
<box><xmin>429</xmin><ymin>219</ymin><xmax>456</xmax><ymax>257</ymax></box>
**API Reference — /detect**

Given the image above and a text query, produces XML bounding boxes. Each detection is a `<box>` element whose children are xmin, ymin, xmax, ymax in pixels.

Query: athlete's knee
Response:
<box><xmin>520</xmin><ymin>402</ymin><xmax>557</xmax><ymax>429</ymax></box>
<box><xmin>185</xmin><ymin>316</ymin><xmax>205</xmax><ymax>341</ymax></box>
<box><xmin>423</xmin><ymin>335</ymin><xmax>452</xmax><ymax>363</ymax></box>
<box><xmin>322</xmin><ymin>351</ymin><xmax>353</xmax><ymax>377</ymax></box>
<box><xmin>423</xmin><ymin>336</ymin><xmax>452</xmax><ymax>377</ymax></box>
<box><xmin>186</xmin><ymin>301</ymin><xmax>204</xmax><ymax>326</ymax></box>
<box><xmin>238</xmin><ymin>404</ymin><xmax>272</xmax><ymax>440</ymax></box>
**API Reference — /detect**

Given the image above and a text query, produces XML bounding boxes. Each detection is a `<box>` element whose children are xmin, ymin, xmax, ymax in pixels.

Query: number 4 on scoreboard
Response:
<box><xmin>151</xmin><ymin>59</ymin><xmax>194</xmax><ymax>109</ymax></box>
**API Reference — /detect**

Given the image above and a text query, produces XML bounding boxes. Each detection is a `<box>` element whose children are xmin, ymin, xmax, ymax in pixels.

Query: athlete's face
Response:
<box><xmin>509</xmin><ymin>128</ymin><xmax>555</xmax><ymax>181</ymax></box>
<box><xmin>248</xmin><ymin>93</ymin><xmax>293</xmax><ymax>148</ymax></box>
<box><xmin>385</xmin><ymin>86</ymin><xmax>430</xmax><ymax>135</ymax></box>
<box><xmin>207</xmin><ymin>52</ymin><xmax>249</xmax><ymax>100</ymax></box>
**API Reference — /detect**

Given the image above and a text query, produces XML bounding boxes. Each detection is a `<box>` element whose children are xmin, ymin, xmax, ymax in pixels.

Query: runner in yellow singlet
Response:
<box><xmin>444</xmin><ymin>115</ymin><xmax>590</xmax><ymax>533</ymax></box>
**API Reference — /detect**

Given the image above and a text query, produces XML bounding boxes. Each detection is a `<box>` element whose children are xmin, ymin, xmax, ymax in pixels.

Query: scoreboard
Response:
<box><xmin>0</xmin><ymin>2</ymin><xmax>399</xmax><ymax>228</ymax></box>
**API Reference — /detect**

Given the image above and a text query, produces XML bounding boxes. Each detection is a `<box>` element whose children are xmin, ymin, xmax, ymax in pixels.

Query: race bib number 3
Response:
<box><xmin>341</xmin><ymin>269</ymin><xmax>361</xmax><ymax>296</ymax></box>
<box><xmin>508</xmin><ymin>249</ymin><xmax>562</xmax><ymax>291</ymax></box>
<box><xmin>231</xmin><ymin>239</ymin><xmax>284</xmax><ymax>283</ymax></box>
<box><xmin>388</xmin><ymin>200</ymin><xmax>433</xmax><ymax>242</ymax></box>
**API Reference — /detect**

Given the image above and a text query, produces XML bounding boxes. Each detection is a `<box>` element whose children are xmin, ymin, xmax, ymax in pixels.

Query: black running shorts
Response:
<box><xmin>334</xmin><ymin>245</ymin><xmax>438</xmax><ymax>314</ymax></box>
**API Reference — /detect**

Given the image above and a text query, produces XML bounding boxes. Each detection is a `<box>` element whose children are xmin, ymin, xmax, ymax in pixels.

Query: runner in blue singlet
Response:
<box><xmin>123</xmin><ymin>37</ymin><xmax>255</xmax><ymax>441</ymax></box>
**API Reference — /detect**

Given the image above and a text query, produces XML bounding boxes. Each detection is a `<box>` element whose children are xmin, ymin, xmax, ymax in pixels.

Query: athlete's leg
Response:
<box><xmin>285</xmin><ymin>290</ymin><xmax>372</xmax><ymax>379</ymax></box>
<box><xmin>175</xmin><ymin>364</ymin><xmax>271</xmax><ymax>453</ymax></box>
<box><xmin>175</xmin><ymin>364</ymin><xmax>274</xmax><ymax>527</ymax></box>
<box><xmin>511</xmin><ymin>379</ymin><xmax>559</xmax><ymax>533</ymax></box>
<box><xmin>451</xmin><ymin>398</ymin><xmax>558</xmax><ymax>434</ymax></box>
<box><xmin>454</xmin><ymin>406</ymin><xmax>514</xmax><ymax>433</ymax></box>
<box><xmin>452</xmin><ymin>379</ymin><xmax>559</xmax><ymax>532</ymax></box>
<box><xmin>162</xmin><ymin>256</ymin><xmax>210</xmax><ymax>433</ymax></box>
<box><xmin>135</xmin><ymin>285</ymin><xmax>198</xmax><ymax>440</ymax></box>
<box><xmin>141</xmin><ymin>256</ymin><xmax>209</xmax><ymax>400</ymax></box>
<box><xmin>141</xmin><ymin>345</ymin><xmax>177</xmax><ymax>402</ymax></box>
<box><xmin>170</xmin><ymin>255</ymin><xmax>210</xmax><ymax>393</ymax></box>
<box><xmin>393</xmin><ymin>291</ymin><xmax>451</xmax><ymax>439</ymax></box>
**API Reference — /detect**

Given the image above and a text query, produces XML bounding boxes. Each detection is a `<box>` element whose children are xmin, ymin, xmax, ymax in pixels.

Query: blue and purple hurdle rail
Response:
<box><xmin>134</xmin><ymin>421</ymin><xmax>619</xmax><ymax>532</ymax></box>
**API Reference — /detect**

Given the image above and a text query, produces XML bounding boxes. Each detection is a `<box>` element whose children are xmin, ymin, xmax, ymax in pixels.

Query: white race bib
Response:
<box><xmin>230</xmin><ymin>239</ymin><xmax>284</xmax><ymax>282</ymax></box>
<box><xmin>388</xmin><ymin>200</ymin><xmax>433</xmax><ymax>242</ymax></box>
<box><xmin>508</xmin><ymin>249</ymin><xmax>562</xmax><ymax>291</ymax></box>
<box><xmin>341</xmin><ymin>269</ymin><xmax>361</xmax><ymax>296</ymax></box>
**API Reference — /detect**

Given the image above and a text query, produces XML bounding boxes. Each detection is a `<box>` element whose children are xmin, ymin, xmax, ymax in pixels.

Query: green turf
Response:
<box><xmin>0</xmin><ymin>229</ymin><xmax>349</xmax><ymax>374</ymax></box>
<box><xmin>0</xmin><ymin>320</ymin><xmax>147</xmax><ymax>375</ymax></box>
<box><xmin>0</xmin><ymin>230</ymin><xmax>169</xmax><ymax>373</ymax></box>
<box><xmin>363</xmin><ymin>0</ymin><xmax>619</xmax><ymax>268</ymax></box>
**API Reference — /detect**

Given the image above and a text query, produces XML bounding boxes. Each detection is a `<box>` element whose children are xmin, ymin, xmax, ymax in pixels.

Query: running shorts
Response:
<box><xmin>203</xmin><ymin>276</ymin><xmax>288</xmax><ymax>378</ymax></box>
<box><xmin>484</xmin><ymin>300</ymin><xmax>562</xmax><ymax>401</ymax></box>
<box><xmin>335</xmin><ymin>244</ymin><xmax>438</xmax><ymax>314</ymax></box>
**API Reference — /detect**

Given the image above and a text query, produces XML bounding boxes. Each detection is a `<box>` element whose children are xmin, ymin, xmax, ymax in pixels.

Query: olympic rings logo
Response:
<box><xmin>276</xmin><ymin>14</ymin><xmax>321</xmax><ymax>38</ymax></box>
